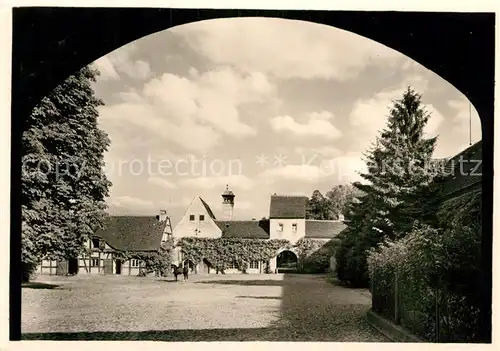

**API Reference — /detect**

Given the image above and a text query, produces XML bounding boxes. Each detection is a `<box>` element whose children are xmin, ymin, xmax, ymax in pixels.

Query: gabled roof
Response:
<box><xmin>305</xmin><ymin>220</ymin><xmax>347</xmax><ymax>239</ymax></box>
<box><xmin>269</xmin><ymin>195</ymin><xmax>308</xmax><ymax>219</ymax></box>
<box><xmin>441</xmin><ymin>141</ymin><xmax>482</xmax><ymax>199</ymax></box>
<box><xmin>199</xmin><ymin>197</ymin><xmax>216</xmax><ymax>220</ymax></box>
<box><xmin>94</xmin><ymin>216</ymin><xmax>167</xmax><ymax>251</ymax></box>
<box><xmin>215</xmin><ymin>220</ymin><xmax>270</xmax><ymax>239</ymax></box>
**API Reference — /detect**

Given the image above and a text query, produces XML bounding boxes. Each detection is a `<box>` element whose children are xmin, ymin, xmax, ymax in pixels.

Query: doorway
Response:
<box><xmin>68</xmin><ymin>258</ymin><xmax>79</xmax><ymax>275</ymax></box>
<box><xmin>115</xmin><ymin>259</ymin><xmax>122</xmax><ymax>275</ymax></box>
<box><xmin>277</xmin><ymin>250</ymin><xmax>298</xmax><ymax>273</ymax></box>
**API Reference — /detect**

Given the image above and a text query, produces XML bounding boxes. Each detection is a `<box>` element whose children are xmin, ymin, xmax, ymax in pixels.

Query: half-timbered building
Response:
<box><xmin>36</xmin><ymin>210</ymin><xmax>173</xmax><ymax>276</ymax></box>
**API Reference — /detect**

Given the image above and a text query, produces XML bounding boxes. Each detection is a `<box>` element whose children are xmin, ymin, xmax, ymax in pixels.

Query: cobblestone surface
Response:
<box><xmin>22</xmin><ymin>273</ymin><xmax>389</xmax><ymax>341</ymax></box>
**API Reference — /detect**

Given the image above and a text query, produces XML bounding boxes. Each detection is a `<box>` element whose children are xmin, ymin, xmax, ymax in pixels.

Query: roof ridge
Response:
<box><xmin>215</xmin><ymin>219</ymin><xmax>269</xmax><ymax>222</ymax></box>
<box><xmin>199</xmin><ymin>197</ymin><xmax>216</xmax><ymax>220</ymax></box>
<box><xmin>306</xmin><ymin>219</ymin><xmax>344</xmax><ymax>222</ymax></box>
<box><xmin>447</xmin><ymin>140</ymin><xmax>482</xmax><ymax>160</ymax></box>
<box><xmin>271</xmin><ymin>194</ymin><xmax>308</xmax><ymax>197</ymax></box>
<box><xmin>108</xmin><ymin>215</ymin><xmax>157</xmax><ymax>218</ymax></box>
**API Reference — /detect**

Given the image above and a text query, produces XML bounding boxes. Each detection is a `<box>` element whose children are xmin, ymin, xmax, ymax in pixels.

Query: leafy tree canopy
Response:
<box><xmin>22</xmin><ymin>66</ymin><xmax>111</xmax><ymax>281</ymax></box>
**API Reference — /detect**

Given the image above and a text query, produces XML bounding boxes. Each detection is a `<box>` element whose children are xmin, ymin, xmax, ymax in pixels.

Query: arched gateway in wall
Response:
<box><xmin>269</xmin><ymin>247</ymin><xmax>299</xmax><ymax>274</ymax></box>
<box><xmin>276</xmin><ymin>250</ymin><xmax>298</xmax><ymax>273</ymax></box>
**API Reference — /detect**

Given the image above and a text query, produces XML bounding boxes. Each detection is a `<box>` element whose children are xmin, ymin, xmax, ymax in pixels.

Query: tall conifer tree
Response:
<box><xmin>355</xmin><ymin>87</ymin><xmax>438</xmax><ymax>239</ymax></box>
<box><xmin>336</xmin><ymin>87</ymin><xmax>438</xmax><ymax>286</ymax></box>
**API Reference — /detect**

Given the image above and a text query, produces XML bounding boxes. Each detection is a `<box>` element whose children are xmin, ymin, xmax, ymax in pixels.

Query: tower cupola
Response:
<box><xmin>221</xmin><ymin>184</ymin><xmax>235</xmax><ymax>220</ymax></box>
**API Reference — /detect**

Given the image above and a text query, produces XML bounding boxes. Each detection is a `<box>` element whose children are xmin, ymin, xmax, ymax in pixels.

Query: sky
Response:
<box><xmin>91</xmin><ymin>17</ymin><xmax>482</xmax><ymax>226</ymax></box>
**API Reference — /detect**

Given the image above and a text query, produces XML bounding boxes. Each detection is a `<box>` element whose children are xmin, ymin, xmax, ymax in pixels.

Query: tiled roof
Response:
<box><xmin>94</xmin><ymin>216</ymin><xmax>167</xmax><ymax>251</ymax></box>
<box><xmin>199</xmin><ymin>197</ymin><xmax>216</xmax><ymax>220</ymax></box>
<box><xmin>215</xmin><ymin>220</ymin><xmax>270</xmax><ymax>239</ymax></box>
<box><xmin>269</xmin><ymin>195</ymin><xmax>308</xmax><ymax>219</ymax></box>
<box><xmin>441</xmin><ymin>141</ymin><xmax>482</xmax><ymax>199</ymax></box>
<box><xmin>305</xmin><ymin>220</ymin><xmax>347</xmax><ymax>239</ymax></box>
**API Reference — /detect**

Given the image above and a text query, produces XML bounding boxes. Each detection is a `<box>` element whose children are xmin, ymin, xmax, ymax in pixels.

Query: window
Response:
<box><xmin>91</xmin><ymin>238</ymin><xmax>100</xmax><ymax>248</ymax></box>
<box><xmin>131</xmin><ymin>259</ymin><xmax>141</xmax><ymax>267</ymax></box>
<box><xmin>228</xmin><ymin>261</ymin><xmax>238</xmax><ymax>269</ymax></box>
<box><xmin>91</xmin><ymin>258</ymin><xmax>99</xmax><ymax>267</ymax></box>
<box><xmin>249</xmin><ymin>260</ymin><xmax>259</xmax><ymax>269</ymax></box>
<box><xmin>292</xmin><ymin>223</ymin><xmax>297</xmax><ymax>232</ymax></box>
<box><xmin>189</xmin><ymin>214</ymin><xmax>195</xmax><ymax>222</ymax></box>
<box><xmin>277</xmin><ymin>223</ymin><xmax>284</xmax><ymax>232</ymax></box>
<box><xmin>199</xmin><ymin>214</ymin><xmax>205</xmax><ymax>221</ymax></box>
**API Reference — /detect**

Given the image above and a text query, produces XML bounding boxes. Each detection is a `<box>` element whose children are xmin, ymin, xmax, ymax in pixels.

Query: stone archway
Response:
<box><xmin>276</xmin><ymin>250</ymin><xmax>298</xmax><ymax>273</ymax></box>
<box><xmin>12</xmin><ymin>10</ymin><xmax>493</xmax><ymax>342</ymax></box>
<box><xmin>269</xmin><ymin>247</ymin><xmax>299</xmax><ymax>273</ymax></box>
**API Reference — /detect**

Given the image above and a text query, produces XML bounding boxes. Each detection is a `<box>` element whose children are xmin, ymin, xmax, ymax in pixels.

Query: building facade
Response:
<box><xmin>172</xmin><ymin>187</ymin><xmax>347</xmax><ymax>274</ymax></box>
<box><xmin>36</xmin><ymin>211</ymin><xmax>173</xmax><ymax>276</ymax></box>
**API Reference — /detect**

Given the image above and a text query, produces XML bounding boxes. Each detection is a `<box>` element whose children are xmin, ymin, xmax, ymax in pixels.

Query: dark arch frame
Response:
<box><xmin>10</xmin><ymin>8</ymin><xmax>494</xmax><ymax>342</ymax></box>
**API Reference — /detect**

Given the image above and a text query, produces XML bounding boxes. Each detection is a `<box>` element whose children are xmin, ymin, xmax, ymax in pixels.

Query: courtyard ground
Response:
<box><xmin>22</xmin><ymin>273</ymin><xmax>388</xmax><ymax>341</ymax></box>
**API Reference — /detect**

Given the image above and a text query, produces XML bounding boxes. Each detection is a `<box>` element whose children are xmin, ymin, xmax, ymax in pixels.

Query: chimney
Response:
<box><xmin>158</xmin><ymin>209</ymin><xmax>168</xmax><ymax>222</ymax></box>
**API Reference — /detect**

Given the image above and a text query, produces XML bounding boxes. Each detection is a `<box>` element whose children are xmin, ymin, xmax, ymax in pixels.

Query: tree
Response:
<box><xmin>21</xmin><ymin>66</ymin><xmax>111</xmax><ymax>281</ymax></box>
<box><xmin>325</xmin><ymin>184</ymin><xmax>361</xmax><ymax>219</ymax></box>
<box><xmin>335</xmin><ymin>193</ymin><xmax>386</xmax><ymax>287</ymax></box>
<box><xmin>306</xmin><ymin>190</ymin><xmax>328</xmax><ymax>219</ymax></box>
<box><xmin>337</xmin><ymin>87</ymin><xmax>438</xmax><ymax>286</ymax></box>
<box><xmin>356</xmin><ymin>87</ymin><xmax>438</xmax><ymax>239</ymax></box>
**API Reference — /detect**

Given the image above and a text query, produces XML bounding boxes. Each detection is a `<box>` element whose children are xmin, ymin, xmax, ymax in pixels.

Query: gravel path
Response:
<box><xmin>22</xmin><ymin>273</ymin><xmax>388</xmax><ymax>341</ymax></box>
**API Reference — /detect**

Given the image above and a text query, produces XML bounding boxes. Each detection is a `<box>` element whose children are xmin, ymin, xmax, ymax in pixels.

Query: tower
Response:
<box><xmin>221</xmin><ymin>184</ymin><xmax>235</xmax><ymax>221</ymax></box>
<box><xmin>158</xmin><ymin>209</ymin><xmax>173</xmax><ymax>242</ymax></box>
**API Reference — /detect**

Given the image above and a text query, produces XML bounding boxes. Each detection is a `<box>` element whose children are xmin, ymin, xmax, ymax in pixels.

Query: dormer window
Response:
<box><xmin>189</xmin><ymin>214</ymin><xmax>195</xmax><ymax>222</ymax></box>
<box><xmin>91</xmin><ymin>238</ymin><xmax>100</xmax><ymax>248</ymax></box>
<box><xmin>277</xmin><ymin>223</ymin><xmax>284</xmax><ymax>232</ymax></box>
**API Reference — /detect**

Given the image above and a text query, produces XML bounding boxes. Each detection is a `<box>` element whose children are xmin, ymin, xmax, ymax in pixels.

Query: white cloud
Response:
<box><xmin>294</xmin><ymin>146</ymin><xmax>342</xmax><ymax>158</ymax></box>
<box><xmin>320</xmin><ymin>154</ymin><xmax>368</xmax><ymax>183</ymax></box>
<box><xmin>424</xmin><ymin>105</ymin><xmax>445</xmax><ymax>137</ymax></box>
<box><xmin>116</xmin><ymin>90</ymin><xmax>144</xmax><ymax>103</ymax></box>
<box><xmin>93</xmin><ymin>44</ymin><xmax>151</xmax><ymax>81</ymax></box>
<box><xmin>109</xmin><ymin>196</ymin><xmax>156</xmax><ymax>212</ymax></box>
<box><xmin>347</xmin><ymin>75</ymin><xmax>444</xmax><ymax>153</ymax></box>
<box><xmin>172</xmin><ymin>17</ymin><xmax>402</xmax><ymax>81</ymax></box>
<box><xmin>93</xmin><ymin>56</ymin><xmax>119</xmax><ymax>80</ymax></box>
<box><xmin>100</xmin><ymin>66</ymin><xmax>278</xmax><ymax>154</ymax></box>
<box><xmin>270</xmin><ymin>111</ymin><xmax>342</xmax><ymax>139</ymax></box>
<box><xmin>128</xmin><ymin>60</ymin><xmax>151</xmax><ymax>80</ymax></box>
<box><xmin>98</xmin><ymin>102</ymin><xmax>220</xmax><ymax>153</ymax></box>
<box><xmin>401</xmin><ymin>58</ymin><xmax>425</xmax><ymax>72</ymax></box>
<box><xmin>141</xmin><ymin>67</ymin><xmax>275</xmax><ymax>136</ymax></box>
<box><xmin>433</xmin><ymin>98</ymin><xmax>481</xmax><ymax>158</ymax></box>
<box><xmin>148</xmin><ymin>176</ymin><xmax>177</xmax><ymax>189</ymax></box>
<box><xmin>234</xmin><ymin>200</ymin><xmax>254</xmax><ymax>210</ymax></box>
<box><xmin>178</xmin><ymin>174</ymin><xmax>254</xmax><ymax>190</ymax></box>
<box><xmin>258</xmin><ymin>165</ymin><xmax>327</xmax><ymax>184</ymax></box>
<box><xmin>256</xmin><ymin>156</ymin><xmax>364</xmax><ymax>184</ymax></box>
<box><xmin>158</xmin><ymin>197</ymin><xmax>192</xmax><ymax>209</ymax></box>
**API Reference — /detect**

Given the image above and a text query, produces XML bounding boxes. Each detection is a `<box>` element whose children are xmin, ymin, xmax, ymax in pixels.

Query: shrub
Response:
<box><xmin>335</xmin><ymin>228</ymin><xmax>375</xmax><ymax>287</ymax></box>
<box><xmin>176</xmin><ymin>237</ymin><xmax>291</xmax><ymax>272</ymax></box>
<box><xmin>367</xmin><ymin>221</ymin><xmax>482</xmax><ymax>342</ymax></box>
<box><xmin>294</xmin><ymin>238</ymin><xmax>340</xmax><ymax>273</ymax></box>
